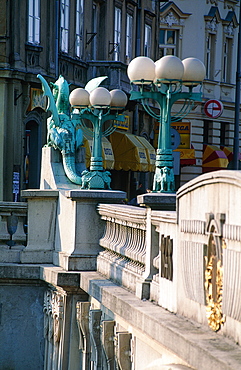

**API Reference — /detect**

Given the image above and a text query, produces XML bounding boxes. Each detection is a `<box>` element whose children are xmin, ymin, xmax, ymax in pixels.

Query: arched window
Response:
<box><xmin>24</xmin><ymin>112</ymin><xmax>43</xmax><ymax>189</ymax></box>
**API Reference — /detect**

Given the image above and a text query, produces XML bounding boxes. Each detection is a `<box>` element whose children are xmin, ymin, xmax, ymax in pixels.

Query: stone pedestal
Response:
<box><xmin>21</xmin><ymin>146</ymin><xmax>126</xmax><ymax>270</ymax></box>
<box><xmin>40</xmin><ymin>146</ymin><xmax>84</xmax><ymax>191</ymax></box>
<box><xmin>137</xmin><ymin>192</ymin><xmax>176</xmax><ymax>211</ymax></box>
<box><xmin>54</xmin><ymin>189</ymin><xmax>126</xmax><ymax>271</ymax></box>
<box><xmin>20</xmin><ymin>190</ymin><xmax>59</xmax><ymax>264</ymax></box>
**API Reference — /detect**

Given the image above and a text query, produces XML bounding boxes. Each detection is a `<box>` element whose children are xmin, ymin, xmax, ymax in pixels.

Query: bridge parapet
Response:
<box><xmin>0</xmin><ymin>201</ymin><xmax>27</xmax><ymax>263</ymax></box>
<box><xmin>97</xmin><ymin>203</ymin><xmax>178</xmax><ymax>301</ymax></box>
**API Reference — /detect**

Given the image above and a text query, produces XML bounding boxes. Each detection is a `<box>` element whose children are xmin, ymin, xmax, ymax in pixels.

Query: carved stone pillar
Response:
<box><xmin>76</xmin><ymin>301</ymin><xmax>91</xmax><ymax>370</ymax></box>
<box><xmin>116</xmin><ymin>332</ymin><xmax>132</xmax><ymax>370</ymax></box>
<box><xmin>89</xmin><ymin>309</ymin><xmax>102</xmax><ymax>369</ymax></box>
<box><xmin>21</xmin><ymin>189</ymin><xmax>58</xmax><ymax>264</ymax></box>
<box><xmin>102</xmin><ymin>320</ymin><xmax>115</xmax><ymax>370</ymax></box>
<box><xmin>43</xmin><ymin>288</ymin><xmax>66</xmax><ymax>370</ymax></box>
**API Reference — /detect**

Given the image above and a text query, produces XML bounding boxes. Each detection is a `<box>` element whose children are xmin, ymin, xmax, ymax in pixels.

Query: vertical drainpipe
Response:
<box><xmin>136</xmin><ymin>0</ymin><xmax>141</xmax><ymax>57</ymax></box>
<box><xmin>233</xmin><ymin>2</ymin><xmax>241</xmax><ymax>170</ymax></box>
<box><xmin>55</xmin><ymin>0</ymin><xmax>59</xmax><ymax>77</ymax></box>
<box><xmin>133</xmin><ymin>0</ymin><xmax>141</xmax><ymax>136</ymax></box>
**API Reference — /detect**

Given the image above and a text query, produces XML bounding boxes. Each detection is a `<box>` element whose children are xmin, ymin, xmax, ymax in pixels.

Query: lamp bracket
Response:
<box><xmin>86</xmin><ymin>31</ymin><xmax>97</xmax><ymax>46</ymax></box>
<box><xmin>14</xmin><ymin>90</ymin><xmax>23</xmax><ymax>105</ymax></box>
<box><xmin>108</xmin><ymin>42</ymin><xmax>119</xmax><ymax>55</ymax></box>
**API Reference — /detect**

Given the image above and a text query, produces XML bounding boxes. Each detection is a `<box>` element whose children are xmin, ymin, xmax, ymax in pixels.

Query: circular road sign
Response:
<box><xmin>171</xmin><ymin>128</ymin><xmax>181</xmax><ymax>150</ymax></box>
<box><xmin>204</xmin><ymin>99</ymin><xmax>223</xmax><ymax>119</ymax></box>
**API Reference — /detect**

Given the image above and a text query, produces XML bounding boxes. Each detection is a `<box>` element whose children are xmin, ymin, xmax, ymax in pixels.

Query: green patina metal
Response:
<box><xmin>38</xmin><ymin>74</ymin><xmax>83</xmax><ymax>185</ymax></box>
<box><xmin>38</xmin><ymin>74</ymin><xmax>125</xmax><ymax>190</ymax></box>
<box><xmin>129</xmin><ymin>82</ymin><xmax>203</xmax><ymax>193</ymax></box>
<box><xmin>77</xmin><ymin>108</ymin><xmax>125</xmax><ymax>189</ymax></box>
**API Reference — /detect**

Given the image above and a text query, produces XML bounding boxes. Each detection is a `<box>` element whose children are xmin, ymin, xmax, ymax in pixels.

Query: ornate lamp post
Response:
<box><xmin>69</xmin><ymin>82</ymin><xmax>127</xmax><ymax>190</ymax></box>
<box><xmin>127</xmin><ymin>55</ymin><xmax>206</xmax><ymax>193</ymax></box>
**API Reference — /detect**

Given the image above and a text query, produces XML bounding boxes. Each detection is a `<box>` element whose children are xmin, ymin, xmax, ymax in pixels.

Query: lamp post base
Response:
<box><xmin>81</xmin><ymin>170</ymin><xmax>111</xmax><ymax>190</ymax></box>
<box><xmin>152</xmin><ymin>166</ymin><xmax>175</xmax><ymax>193</ymax></box>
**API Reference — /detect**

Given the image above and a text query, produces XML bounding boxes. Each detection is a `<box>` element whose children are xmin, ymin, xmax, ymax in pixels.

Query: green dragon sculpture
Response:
<box><xmin>37</xmin><ymin>74</ymin><xmax>83</xmax><ymax>185</ymax></box>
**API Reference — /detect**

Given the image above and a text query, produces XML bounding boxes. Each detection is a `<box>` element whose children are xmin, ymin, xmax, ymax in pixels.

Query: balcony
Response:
<box><xmin>87</xmin><ymin>60</ymin><xmax>130</xmax><ymax>94</ymax></box>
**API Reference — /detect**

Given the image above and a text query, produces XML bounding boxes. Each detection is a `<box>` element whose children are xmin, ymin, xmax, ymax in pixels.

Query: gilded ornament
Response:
<box><xmin>205</xmin><ymin>257</ymin><xmax>225</xmax><ymax>331</ymax></box>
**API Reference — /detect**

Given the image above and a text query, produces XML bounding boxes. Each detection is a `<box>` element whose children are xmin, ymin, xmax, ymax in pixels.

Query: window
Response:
<box><xmin>206</xmin><ymin>34</ymin><xmax>216</xmax><ymax>80</ymax></box>
<box><xmin>126</xmin><ymin>14</ymin><xmax>133</xmax><ymax>63</ymax></box>
<box><xmin>91</xmin><ymin>3</ymin><xmax>98</xmax><ymax>60</ymax></box>
<box><xmin>28</xmin><ymin>0</ymin><xmax>40</xmax><ymax>44</ymax></box>
<box><xmin>114</xmin><ymin>7</ymin><xmax>121</xmax><ymax>61</ymax></box>
<box><xmin>222</xmin><ymin>37</ymin><xmax>232</xmax><ymax>83</ymax></box>
<box><xmin>204</xmin><ymin>10</ymin><xmax>220</xmax><ymax>81</ymax></box>
<box><xmin>159</xmin><ymin>29</ymin><xmax>177</xmax><ymax>58</ymax></box>
<box><xmin>203</xmin><ymin>120</ymin><xmax>212</xmax><ymax>144</ymax></box>
<box><xmin>60</xmin><ymin>0</ymin><xmax>70</xmax><ymax>53</ymax></box>
<box><xmin>144</xmin><ymin>24</ymin><xmax>151</xmax><ymax>57</ymax></box>
<box><xmin>76</xmin><ymin>0</ymin><xmax>84</xmax><ymax>58</ymax></box>
<box><xmin>220</xmin><ymin>122</ymin><xmax>229</xmax><ymax>146</ymax></box>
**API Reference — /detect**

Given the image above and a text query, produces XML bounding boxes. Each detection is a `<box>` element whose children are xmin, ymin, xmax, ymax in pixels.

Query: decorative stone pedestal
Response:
<box><xmin>20</xmin><ymin>190</ymin><xmax>59</xmax><ymax>264</ymax></box>
<box><xmin>20</xmin><ymin>146</ymin><xmax>125</xmax><ymax>270</ymax></box>
<box><xmin>137</xmin><ymin>192</ymin><xmax>176</xmax><ymax>211</ymax></box>
<box><xmin>53</xmin><ymin>189</ymin><xmax>126</xmax><ymax>271</ymax></box>
<box><xmin>20</xmin><ymin>188</ymin><xmax>126</xmax><ymax>270</ymax></box>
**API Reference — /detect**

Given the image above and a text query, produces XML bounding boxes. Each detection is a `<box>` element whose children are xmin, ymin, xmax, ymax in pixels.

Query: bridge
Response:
<box><xmin>0</xmin><ymin>147</ymin><xmax>241</xmax><ymax>369</ymax></box>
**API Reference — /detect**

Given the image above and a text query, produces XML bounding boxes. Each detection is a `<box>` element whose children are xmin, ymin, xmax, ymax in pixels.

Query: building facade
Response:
<box><xmin>0</xmin><ymin>0</ymin><xmax>159</xmax><ymax>201</ymax></box>
<box><xmin>0</xmin><ymin>0</ymin><xmax>240</xmax><ymax>201</ymax></box>
<box><xmin>158</xmin><ymin>0</ymin><xmax>240</xmax><ymax>187</ymax></box>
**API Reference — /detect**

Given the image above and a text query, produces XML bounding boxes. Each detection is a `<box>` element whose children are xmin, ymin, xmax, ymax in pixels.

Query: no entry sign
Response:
<box><xmin>204</xmin><ymin>99</ymin><xmax>223</xmax><ymax>118</ymax></box>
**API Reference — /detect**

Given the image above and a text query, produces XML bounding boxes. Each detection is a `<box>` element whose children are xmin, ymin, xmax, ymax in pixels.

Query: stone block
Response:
<box><xmin>137</xmin><ymin>193</ymin><xmax>176</xmax><ymax>211</ymax></box>
<box><xmin>20</xmin><ymin>189</ymin><xmax>58</xmax><ymax>264</ymax></box>
<box><xmin>53</xmin><ymin>189</ymin><xmax>126</xmax><ymax>271</ymax></box>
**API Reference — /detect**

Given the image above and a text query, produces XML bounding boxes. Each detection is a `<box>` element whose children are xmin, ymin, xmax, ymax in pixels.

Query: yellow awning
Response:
<box><xmin>202</xmin><ymin>145</ymin><xmax>228</xmax><ymax>170</ymax></box>
<box><xmin>173</xmin><ymin>148</ymin><xmax>196</xmax><ymax>165</ymax></box>
<box><xmin>102</xmin><ymin>137</ymin><xmax>115</xmax><ymax>170</ymax></box>
<box><xmin>135</xmin><ymin>136</ymin><xmax>156</xmax><ymax>172</ymax></box>
<box><xmin>109</xmin><ymin>131</ymin><xmax>149</xmax><ymax>172</ymax></box>
<box><xmin>83</xmin><ymin>135</ymin><xmax>114</xmax><ymax>170</ymax></box>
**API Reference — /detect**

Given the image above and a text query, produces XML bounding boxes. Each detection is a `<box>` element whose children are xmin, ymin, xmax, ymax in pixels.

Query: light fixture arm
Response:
<box><xmin>75</xmin><ymin>107</ymin><xmax>126</xmax><ymax>188</ymax></box>
<box><xmin>129</xmin><ymin>84</ymin><xmax>203</xmax><ymax>193</ymax></box>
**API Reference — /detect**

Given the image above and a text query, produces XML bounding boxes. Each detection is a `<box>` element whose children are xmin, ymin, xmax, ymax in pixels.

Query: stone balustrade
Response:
<box><xmin>0</xmin><ymin>201</ymin><xmax>27</xmax><ymax>263</ymax></box>
<box><xmin>2</xmin><ymin>169</ymin><xmax>241</xmax><ymax>349</ymax></box>
<box><xmin>98</xmin><ymin>203</ymin><xmax>147</xmax><ymax>264</ymax></box>
<box><xmin>97</xmin><ymin>203</ymin><xmax>178</xmax><ymax>302</ymax></box>
<box><xmin>150</xmin><ymin>210</ymin><xmax>178</xmax><ymax>311</ymax></box>
<box><xmin>97</xmin><ymin>204</ymin><xmax>147</xmax><ymax>295</ymax></box>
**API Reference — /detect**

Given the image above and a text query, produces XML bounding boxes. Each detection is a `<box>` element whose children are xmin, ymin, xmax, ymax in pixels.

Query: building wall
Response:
<box><xmin>0</xmin><ymin>0</ymin><xmax>240</xmax><ymax>200</ymax></box>
<box><xmin>0</xmin><ymin>0</ymin><xmax>159</xmax><ymax>201</ymax></box>
<box><xmin>162</xmin><ymin>0</ymin><xmax>239</xmax><ymax>185</ymax></box>
<box><xmin>0</xmin><ymin>283</ymin><xmax>46</xmax><ymax>369</ymax></box>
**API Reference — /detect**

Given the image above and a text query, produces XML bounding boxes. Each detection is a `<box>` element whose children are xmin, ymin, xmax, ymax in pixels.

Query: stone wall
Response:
<box><xmin>0</xmin><ymin>282</ymin><xmax>46</xmax><ymax>369</ymax></box>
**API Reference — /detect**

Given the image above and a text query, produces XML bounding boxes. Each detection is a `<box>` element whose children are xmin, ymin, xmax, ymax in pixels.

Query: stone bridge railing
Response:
<box><xmin>97</xmin><ymin>203</ymin><xmax>177</xmax><ymax>300</ymax></box>
<box><xmin>0</xmin><ymin>202</ymin><xmax>27</xmax><ymax>263</ymax></box>
<box><xmin>2</xmin><ymin>170</ymin><xmax>241</xmax><ymax>354</ymax></box>
<box><xmin>97</xmin><ymin>204</ymin><xmax>149</xmax><ymax>295</ymax></box>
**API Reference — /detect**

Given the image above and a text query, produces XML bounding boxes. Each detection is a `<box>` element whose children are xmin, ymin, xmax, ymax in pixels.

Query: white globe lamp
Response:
<box><xmin>69</xmin><ymin>88</ymin><xmax>90</xmax><ymax>107</ymax></box>
<box><xmin>155</xmin><ymin>55</ymin><xmax>184</xmax><ymax>83</ymax></box>
<box><xmin>89</xmin><ymin>87</ymin><xmax>111</xmax><ymax>108</ymax></box>
<box><xmin>182</xmin><ymin>57</ymin><xmax>206</xmax><ymax>86</ymax></box>
<box><xmin>110</xmin><ymin>89</ymin><xmax>128</xmax><ymax>109</ymax></box>
<box><xmin>127</xmin><ymin>56</ymin><xmax>156</xmax><ymax>85</ymax></box>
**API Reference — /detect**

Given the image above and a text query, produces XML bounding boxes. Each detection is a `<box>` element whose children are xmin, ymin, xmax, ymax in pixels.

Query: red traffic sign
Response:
<box><xmin>204</xmin><ymin>99</ymin><xmax>223</xmax><ymax>118</ymax></box>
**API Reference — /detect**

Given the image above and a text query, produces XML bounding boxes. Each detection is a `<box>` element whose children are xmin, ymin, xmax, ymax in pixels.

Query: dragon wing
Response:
<box><xmin>37</xmin><ymin>74</ymin><xmax>59</xmax><ymax>125</ymax></box>
<box><xmin>85</xmin><ymin>76</ymin><xmax>108</xmax><ymax>93</ymax></box>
